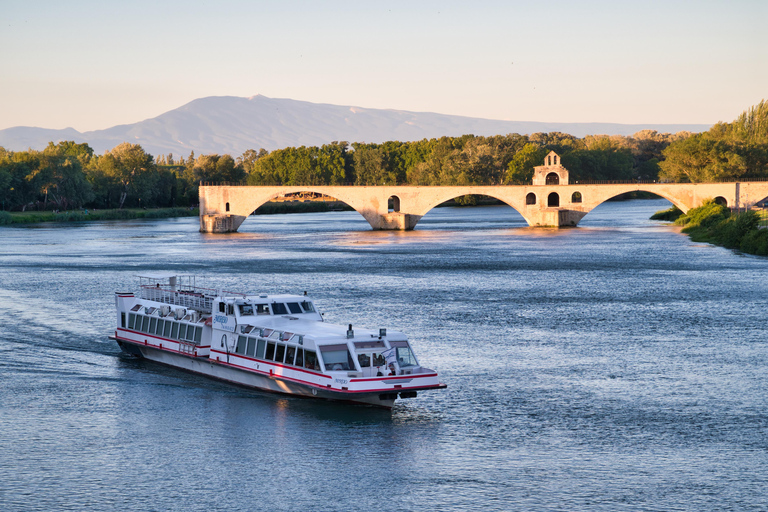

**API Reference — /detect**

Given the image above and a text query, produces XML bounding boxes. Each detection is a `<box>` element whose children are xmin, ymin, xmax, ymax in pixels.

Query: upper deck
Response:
<box><xmin>137</xmin><ymin>273</ymin><xmax>244</xmax><ymax>313</ymax></box>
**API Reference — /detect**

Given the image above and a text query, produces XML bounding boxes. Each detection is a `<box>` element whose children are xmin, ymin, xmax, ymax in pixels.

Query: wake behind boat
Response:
<box><xmin>111</xmin><ymin>274</ymin><xmax>446</xmax><ymax>408</ymax></box>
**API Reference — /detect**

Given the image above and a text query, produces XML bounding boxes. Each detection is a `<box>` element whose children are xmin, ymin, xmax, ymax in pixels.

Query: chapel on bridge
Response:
<box><xmin>532</xmin><ymin>151</ymin><xmax>569</xmax><ymax>186</ymax></box>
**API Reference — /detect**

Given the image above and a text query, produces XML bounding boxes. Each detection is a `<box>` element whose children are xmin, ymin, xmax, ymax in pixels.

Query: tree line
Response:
<box><xmin>658</xmin><ymin>100</ymin><xmax>768</xmax><ymax>182</ymax></box>
<box><xmin>1</xmin><ymin>101</ymin><xmax>765</xmax><ymax>212</ymax></box>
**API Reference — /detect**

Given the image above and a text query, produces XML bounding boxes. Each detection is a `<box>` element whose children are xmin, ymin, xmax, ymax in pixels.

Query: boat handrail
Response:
<box><xmin>140</xmin><ymin>285</ymin><xmax>215</xmax><ymax>313</ymax></box>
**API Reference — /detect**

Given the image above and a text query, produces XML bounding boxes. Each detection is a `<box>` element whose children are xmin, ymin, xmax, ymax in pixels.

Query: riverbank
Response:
<box><xmin>0</xmin><ymin>207</ymin><xmax>199</xmax><ymax>225</ymax></box>
<box><xmin>653</xmin><ymin>201</ymin><xmax>768</xmax><ymax>255</ymax></box>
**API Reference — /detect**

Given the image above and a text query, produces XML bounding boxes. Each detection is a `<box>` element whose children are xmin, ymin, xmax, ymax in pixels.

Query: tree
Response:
<box><xmin>506</xmin><ymin>143</ymin><xmax>545</xmax><ymax>184</ymax></box>
<box><xmin>92</xmin><ymin>143</ymin><xmax>157</xmax><ymax>208</ymax></box>
<box><xmin>658</xmin><ymin>135</ymin><xmax>747</xmax><ymax>183</ymax></box>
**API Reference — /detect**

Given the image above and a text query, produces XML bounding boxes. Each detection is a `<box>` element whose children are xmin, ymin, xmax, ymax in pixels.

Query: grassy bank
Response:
<box><xmin>0</xmin><ymin>207</ymin><xmax>199</xmax><ymax>226</ymax></box>
<box><xmin>653</xmin><ymin>200</ymin><xmax>768</xmax><ymax>255</ymax></box>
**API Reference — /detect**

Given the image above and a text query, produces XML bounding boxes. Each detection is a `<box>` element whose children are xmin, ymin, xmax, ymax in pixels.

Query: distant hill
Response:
<box><xmin>0</xmin><ymin>95</ymin><xmax>711</xmax><ymax>157</ymax></box>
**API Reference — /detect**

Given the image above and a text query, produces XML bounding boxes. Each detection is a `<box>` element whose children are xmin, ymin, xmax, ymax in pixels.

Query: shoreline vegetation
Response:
<box><xmin>652</xmin><ymin>201</ymin><xmax>768</xmax><ymax>256</ymax></box>
<box><xmin>0</xmin><ymin>207</ymin><xmax>199</xmax><ymax>226</ymax></box>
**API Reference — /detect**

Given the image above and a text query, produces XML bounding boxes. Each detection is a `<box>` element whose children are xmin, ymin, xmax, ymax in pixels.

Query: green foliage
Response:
<box><xmin>562</xmin><ymin>147</ymin><xmax>635</xmax><ymax>181</ymax></box>
<box><xmin>659</xmin><ymin>100</ymin><xmax>768</xmax><ymax>183</ymax></box>
<box><xmin>506</xmin><ymin>143</ymin><xmax>545</xmax><ymax>184</ymax></box>
<box><xmin>650</xmin><ymin>206</ymin><xmax>683</xmax><ymax>221</ymax></box>
<box><xmin>675</xmin><ymin>200</ymin><xmax>730</xmax><ymax>230</ymax></box>
<box><xmin>711</xmin><ymin>210</ymin><xmax>759</xmax><ymax>249</ymax></box>
<box><xmin>0</xmin><ymin>211</ymin><xmax>11</xmax><ymax>224</ymax></box>
<box><xmin>671</xmin><ymin>199</ymin><xmax>768</xmax><ymax>257</ymax></box>
<box><xmin>739</xmin><ymin>228</ymin><xmax>768</xmax><ymax>256</ymax></box>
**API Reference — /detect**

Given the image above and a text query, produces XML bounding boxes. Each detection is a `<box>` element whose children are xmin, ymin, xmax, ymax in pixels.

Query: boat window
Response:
<box><xmin>265</xmin><ymin>342</ymin><xmax>275</xmax><ymax>360</ymax></box>
<box><xmin>227</xmin><ymin>304</ymin><xmax>234</xmax><ymax>315</ymax></box>
<box><xmin>121</xmin><ymin>312</ymin><xmax>126</xmax><ymax>328</ymax></box>
<box><xmin>372</xmin><ymin>353</ymin><xmax>386</xmax><ymax>368</ymax></box>
<box><xmin>300</xmin><ymin>301</ymin><xmax>314</xmax><ymax>313</ymax></box>
<box><xmin>131</xmin><ymin>304</ymin><xmax>142</xmax><ymax>312</ymax></box>
<box><xmin>236</xmin><ymin>336</ymin><xmax>247</xmax><ymax>355</ymax></box>
<box><xmin>239</xmin><ymin>304</ymin><xmax>254</xmax><ymax>316</ymax></box>
<box><xmin>275</xmin><ymin>343</ymin><xmax>286</xmax><ymax>363</ymax></box>
<box><xmin>357</xmin><ymin>353</ymin><xmax>371</xmax><ymax>368</ymax></box>
<box><xmin>286</xmin><ymin>346</ymin><xmax>296</xmax><ymax>365</ymax></box>
<box><xmin>155</xmin><ymin>319</ymin><xmax>164</xmax><ymax>336</ymax></box>
<box><xmin>178</xmin><ymin>324</ymin><xmax>188</xmax><ymax>340</ymax></box>
<box><xmin>219</xmin><ymin>302</ymin><xmax>225</xmax><ymax>313</ymax></box>
<box><xmin>256</xmin><ymin>338</ymin><xmax>266</xmax><ymax>359</ymax></box>
<box><xmin>194</xmin><ymin>327</ymin><xmax>202</xmax><ymax>343</ymax></box>
<box><xmin>128</xmin><ymin>313</ymin><xmax>136</xmax><ymax>330</ymax></box>
<box><xmin>272</xmin><ymin>303</ymin><xmax>288</xmax><ymax>315</ymax></box>
<box><xmin>396</xmin><ymin>346</ymin><xmax>418</xmax><ymax>367</ymax></box>
<box><xmin>163</xmin><ymin>321</ymin><xmax>172</xmax><ymax>338</ymax></box>
<box><xmin>304</xmin><ymin>350</ymin><xmax>320</xmax><ymax>371</ymax></box>
<box><xmin>256</xmin><ymin>304</ymin><xmax>269</xmax><ymax>315</ymax></box>
<box><xmin>246</xmin><ymin>337</ymin><xmax>256</xmax><ymax>357</ymax></box>
<box><xmin>171</xmin><ymin>322</ymin><xmax>179</xmax><ymax>339</ymax></box>
<box><xmin>319</xmin><ymin>346</ymin><xmax>355</xmax><ymax>371</ymax></box>
<box><xmin>287</xmin><ymin>302</ymin><xmax>302</xmax><ymax>314</ymax></box>
<box><xmin>141</xmin><ymin>316</ymin><xmax>150</xmax><ymax>333</ymax></box>
<box><xmin>295</xmin><ymin>348</ymin><xmax>304</xmax><ymax>368</ymax></box>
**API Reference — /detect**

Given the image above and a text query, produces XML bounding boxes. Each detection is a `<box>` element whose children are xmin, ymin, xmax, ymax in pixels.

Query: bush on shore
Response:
<box><xmin>669</xmin><ymin>199</ymin><xmax>768</xmax><ymax>255</ymax></box>
<box><xmin>650</xmin><ymin>206</ymin><xmax>683</xmax><ymax>221</ymax></box>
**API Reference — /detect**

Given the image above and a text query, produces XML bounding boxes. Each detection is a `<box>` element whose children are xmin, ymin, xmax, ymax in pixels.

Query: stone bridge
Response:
<box><xmin>199</xmin><ymin>181</ymin><xmax>768</xmax><ymax>233</ymax></box>
<box><xmin>199</xmin><ymin>151</ymin><xmax>768</xmax><ymax>232</ymax></box>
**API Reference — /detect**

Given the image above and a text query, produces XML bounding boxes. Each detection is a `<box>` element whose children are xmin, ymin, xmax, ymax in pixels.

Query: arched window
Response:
<box><xmin>526</xmin><ymin>192</ymin><xmax>536</xmax><ymax>205</ymax></box>
<box><xmin>388</xmin><ymin>195</ymin><xmax>400</xmax><ymax>213</ymax></box>
<box><xmin>553</xmin><ymin>155</ymin><xmax>558</xmax><ymax>165</ymax></box>
<box><xmin>547</xmin><ymin>155</ymin><xmax>552</xmax><ymax>166</ymax></box>
<box><xmin>225</xmin><ymin>202</ymin><xmax>230</xmax><ymax>212</ymax></box>
<box><xmin>571</xmin><ymin>192</ymin><xmax>582</xmax><ymax>203</ymax></box>
<box><xmin>548</xmin><ymin>192</ymin><xmax>560</xmax><ymax>207</ymax></box>
<box><xmin>545</xmin><ymin>173</ymin><xmax>559</xmax><ymax>185</ymax></box>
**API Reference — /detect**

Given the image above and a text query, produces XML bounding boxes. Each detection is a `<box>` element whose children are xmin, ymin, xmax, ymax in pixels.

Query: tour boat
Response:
<box><xmin>111</xmin><ymin>274</ymin><xmax>447</xmax><ymax>408</ymax></box>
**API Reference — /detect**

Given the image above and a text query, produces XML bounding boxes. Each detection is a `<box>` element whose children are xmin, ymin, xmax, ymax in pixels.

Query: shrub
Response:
<box><xmin>676</xmin><ymin>200</ymin><xmax>730</xmax><ymax>230</ymax></box>
<box><xmin>740</xmin><ymin>228</ymin><xmax>768</xmax><ymax>256</ymax></box>
<box><xmin>711</xmin><ymin>211</ymin><xmax>759</xmax><ymax>249</ymax></box>
<box><xmin>650</xmin><ymin>206</ymin><xmax>683</xmax><ymax>221</ymax></box>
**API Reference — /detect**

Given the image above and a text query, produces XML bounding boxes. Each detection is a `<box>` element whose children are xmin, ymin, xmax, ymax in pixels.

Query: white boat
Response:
<box><xmin>111</xmin><ymin>274</ymin><xmax>447</xmax><ymax>408</ymax></box>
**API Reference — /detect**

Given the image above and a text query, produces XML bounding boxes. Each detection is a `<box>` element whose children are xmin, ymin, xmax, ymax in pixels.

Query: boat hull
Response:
<box><xmin>114</xmin><ymin>337</ymin><xmax>416</xmax><ymax>408</ymax></box>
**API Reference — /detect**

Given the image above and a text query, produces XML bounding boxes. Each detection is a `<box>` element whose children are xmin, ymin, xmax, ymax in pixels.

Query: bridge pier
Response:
<box><xmin>377</xmin><ymin>212</ymin><xmax>421</xmax><ymax>230</ymax></box>
<box><xmin>200</xmin><ymin>214</ymin><xmax>247</xmax><ymax>233</ymax></box>
<box><xmin>525</xmin><ymin>208</ymin><xmax>589</xmax><ymax>227</ymax></box>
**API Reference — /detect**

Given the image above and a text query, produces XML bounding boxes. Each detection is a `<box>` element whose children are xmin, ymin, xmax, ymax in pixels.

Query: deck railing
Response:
<box><xmin>139</xmin><ymin>285</ymin><xmax>247</xmax><ymax>313</ymax></box>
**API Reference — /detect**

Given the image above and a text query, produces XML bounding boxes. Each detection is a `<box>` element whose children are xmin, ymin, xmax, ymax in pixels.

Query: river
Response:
<box><xmin>1</xmin><ymin>199</ymin><xmax>766</xmax><ymax>511</ymax></box>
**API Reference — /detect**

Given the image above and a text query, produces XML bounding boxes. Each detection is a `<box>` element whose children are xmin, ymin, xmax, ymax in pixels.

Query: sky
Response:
<box><xmin>1</xmin><ymin>0</ymin><xmax>766</xmax><ymax>132</ymax></box>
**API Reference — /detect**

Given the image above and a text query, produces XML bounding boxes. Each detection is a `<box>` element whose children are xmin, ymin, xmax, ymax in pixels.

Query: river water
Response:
<box><xmin>1</xmin><ymin>199</ymin><xmax>767</xmax><ymax>511</ymax></box>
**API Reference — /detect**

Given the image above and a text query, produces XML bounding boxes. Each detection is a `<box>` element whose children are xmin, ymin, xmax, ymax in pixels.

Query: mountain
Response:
<box><xmin>0</xmin><ymin>95</ymin><xmax>711</xmax><ymax>157</ymax></box>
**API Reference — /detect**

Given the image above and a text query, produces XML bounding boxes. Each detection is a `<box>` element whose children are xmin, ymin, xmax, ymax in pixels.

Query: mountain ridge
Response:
<box><xmin>0</xmin><ymin>95</ymin><xmax>712</xmax><ymax>157</ymax></box>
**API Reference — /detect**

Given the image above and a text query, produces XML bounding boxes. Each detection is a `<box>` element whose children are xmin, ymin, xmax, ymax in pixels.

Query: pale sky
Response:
<box><xmin>1</xmin><ymin>0</ymin><xmax>765</xmax><ymax>132</ymax></box>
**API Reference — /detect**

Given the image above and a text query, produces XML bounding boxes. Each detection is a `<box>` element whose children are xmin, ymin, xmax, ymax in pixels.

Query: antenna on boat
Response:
<box><xmin>347</xmin><ymin>324</ymin><xmax>354</xmax><ymax>339</ymax></box>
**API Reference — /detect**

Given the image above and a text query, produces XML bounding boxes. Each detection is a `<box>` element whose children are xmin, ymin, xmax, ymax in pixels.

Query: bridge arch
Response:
<box><xmin>714</xmin><ymin>196</ymin><xmax>728</xmax><ymax>206</ymax></box>
<box><xmin>580</xmin><ymin>188</ymin><xmax>693</xmax><ymax>216</ymax></box>
<box><xmin>413</xmin><ymin>191</ymin><xmax>529</xmax><ymax>229</ymax></box>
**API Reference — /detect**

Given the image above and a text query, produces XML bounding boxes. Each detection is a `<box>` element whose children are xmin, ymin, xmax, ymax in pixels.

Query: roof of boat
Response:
<box><xmin>239</xmin><ymin>315</ymin><xmax>405</xmax><ymax>343</ymax></box>
<box><xmin>136</xmin><ymin>272</ymin><xmax>181</xmax><ymax>280</ymax></box>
